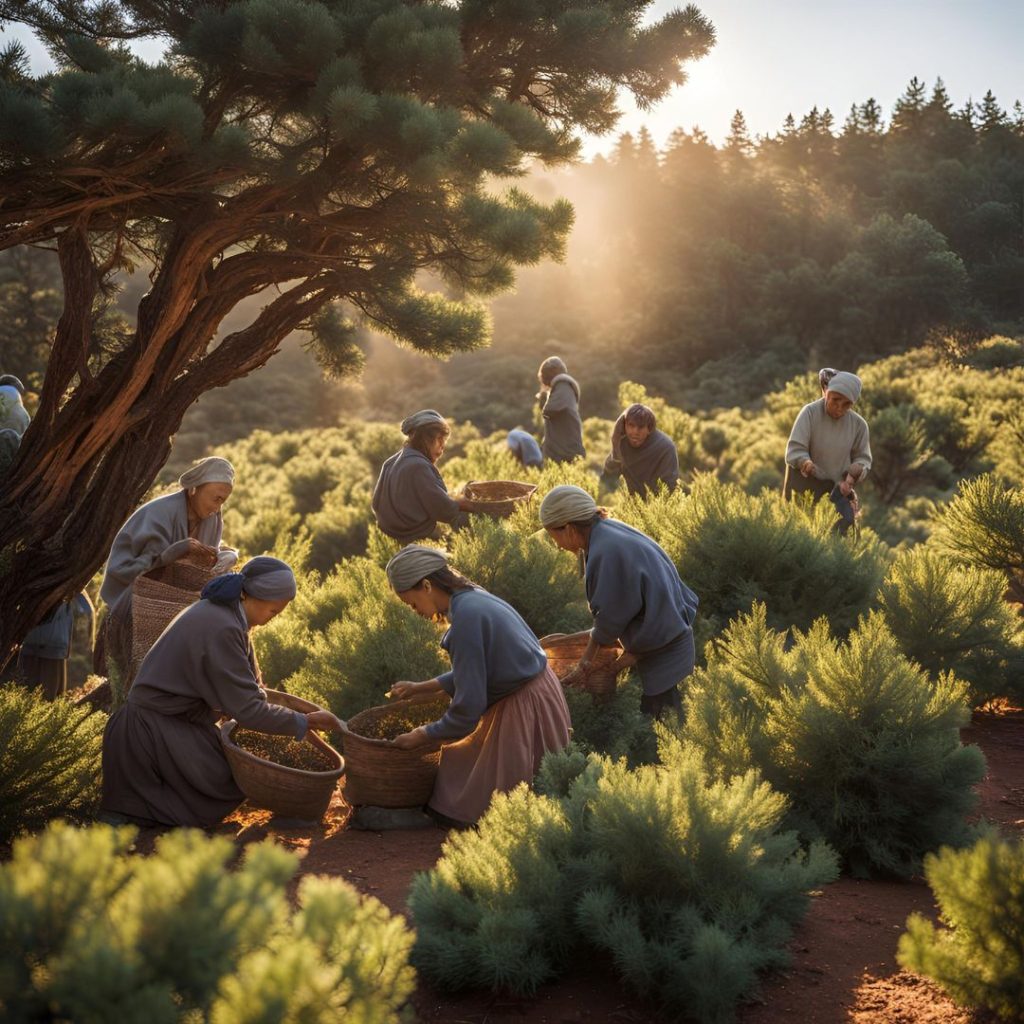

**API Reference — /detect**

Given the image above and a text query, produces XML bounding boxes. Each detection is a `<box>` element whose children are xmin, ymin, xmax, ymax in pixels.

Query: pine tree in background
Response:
<box><xmin>682</xmin><ymin>604</ymin><xmax>986</xmax><ymax>877</ymax></box>
<box><xmin>0</xmin><ymin>0</ymin><xmax>716</xmax><ymax>669</ymax></box>
<box><xmin>0</xmin><ymin>684</ymin><xmax>104</xmax><ymax>844</ymax></box>
<box><xmin>0</xmin><ymin>822</ymin><xmax>416</xmax><ymax>1022</ymax></box>
<box><xmin>878</xmin><ymin>546</ymin><xmax>1024</xmax><ymax>705</ymax></box>
<box><xmin>897</xmin><ymin>835</ymin><xmax>1024</xmax><ymax>1021</ymax></box>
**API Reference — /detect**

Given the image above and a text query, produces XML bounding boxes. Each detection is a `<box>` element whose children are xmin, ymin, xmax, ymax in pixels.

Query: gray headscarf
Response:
<box><xmin>400</xmin><ymin>409</ymin><xmax>447</xmax><ymax>436</ymax></box>
<box><xmin>386</xmin><ymin>544</ymin><xmax>450</xmax><ymax>592</ymax></box>
<box><xmin>202</xmin><ymin>555</ymin><xmax>296</xmax><ymax>604</ymax></box>
<box><xmin>539</xmin><ymin>485</ymin><xmax>598</xmax><ymax>529</ymax></box>
<box><xmin>538</xmin><ymin>356</ymin><xmax>567</xmax><ymax>386</ymax></box>
<box><xmin>178</xmin><ymin>456</ymin><xmax>235</xmax><ymax>489</ymax></box>
<box><xmin>826</xmin><ymin>371</ymin><xmax>862</xmax><ymax>404</ymax></box>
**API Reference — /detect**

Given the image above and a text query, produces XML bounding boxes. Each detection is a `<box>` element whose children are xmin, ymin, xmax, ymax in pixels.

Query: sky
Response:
<box><xmin>4</xmin><ymin>1</ymin><xmax>1022</xmax><ymax>158</ymax></box>
<box><xmin>590</xmin><ymin>0</ymin><xmax>1024</xmax><ymax>156</ymax></box>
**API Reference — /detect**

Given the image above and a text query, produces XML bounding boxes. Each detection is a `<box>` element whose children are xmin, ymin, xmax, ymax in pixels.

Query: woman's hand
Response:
<box><xmin>799</xmin><ymin>459</ymin><xmax>817</xmax><ymax>478</ymax></box>
<box><xmin>388</xmin><ymin>681</ymin><xmax>421</xmax><ymax>701</ymax></box>
<box><xmin>306</xmin><ymin>709</ymin><xmax>344</xmax><ymax>733</ymax></box>
<box><xmin>390</xmin><ymin>726</ymin><xmax>431</xmax><ymax>750</ymax></box>
<box><xmin>184</xmin><ymin>538</ymin><xmax>219</xmax><ymax>566</ymax></box>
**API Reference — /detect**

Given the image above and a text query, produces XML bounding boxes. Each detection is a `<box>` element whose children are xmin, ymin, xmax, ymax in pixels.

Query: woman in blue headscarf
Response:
<box><xmin>100</xmin><ymin>557</ymin><xmax>342</xmax><ymax>828</ymax></box>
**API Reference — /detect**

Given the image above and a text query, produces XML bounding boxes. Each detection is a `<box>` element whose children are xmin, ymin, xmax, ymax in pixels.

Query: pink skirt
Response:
<box><xmin>429</xmin><ymin>665</ymin><xmax>571</xmax><ymax>824</ymax></box>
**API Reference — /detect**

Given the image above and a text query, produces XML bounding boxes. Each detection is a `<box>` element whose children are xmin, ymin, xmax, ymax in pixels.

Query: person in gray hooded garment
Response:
<box><xmin>99</xmin><ymin>456</ymin><xmax>240</xmax><ymax>609</ymax></box>
<box><xmin>100</xmin><ymin>557</ymin><xmax>343</xmax><ymax>828</ymax></box>
<box><xmin>537</xmin><ymin>356</ymin><xmax>585</xmax><ymax>463</ymax></box>
<box><xmin>0</xmin><ymin>375</ymin><xmax>31</xmax><ymax>437</ymax></box>
<box><xmin>371</xmin><ymin>410</ymin><xmax>474</xmax><ymax>542</ymax></box>
<box><xmin>603</xmin><ymin>403</ymin><xmax>679</xmax><ymax>497</ymax></box>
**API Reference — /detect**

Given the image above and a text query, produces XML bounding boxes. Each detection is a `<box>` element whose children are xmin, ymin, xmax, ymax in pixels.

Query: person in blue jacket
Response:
<box><xmin>385</xmin><ymin>545</ymin><xmax>571</xmax><ymax>825</ymax></box>
<box><xmin>540</xmin><ymin>485</ymin><xmax>699</xmax><ymax>719</ymax></box>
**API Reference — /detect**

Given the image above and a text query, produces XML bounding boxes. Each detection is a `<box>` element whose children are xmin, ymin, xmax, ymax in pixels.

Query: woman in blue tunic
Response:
<box><xmin>100</xmin><ymin>556</ymin><xmax>342</xmax><ymax>828</ymax></box>
<box><xmin>540</xmin><ymin>485</ymin><xmax>699</xmax><ymax>718</ymax></box>
<box><xmin>384</xmin><ymin>545</ymin><xmax>571</xmax><ymax>825</ymax></box>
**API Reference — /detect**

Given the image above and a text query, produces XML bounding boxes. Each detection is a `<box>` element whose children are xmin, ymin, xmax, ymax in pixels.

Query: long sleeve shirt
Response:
<box><xmin>603</xmin><ymin>418</ymin><xmax>680</xmax><ymax>496</ymax></box>
<box><xmin>541</xmin><ymin>374</ymin><xmax>585</xmax><ymax>463</ymax></box>
<box><xmin>585</xmin><ymin>518</ymin><xmax>698</xmax><ymax>655</ymax></box>
<box><xmin>128</xmin><ymin>599</ymin><xmax>307</xmax><ymax>738</ymax></box>
<box><xmin>424</xmin><ymin>588</ymin><xmax>548</xmax><ymax>742</ymax></box>
<box><xmin>785</xmin><ymin>399</ymin><xmax>872</xmax><ymax>484</ymax></box>
<box><xmin>371</xmin><ymin>447</ymin><xmax>465</xmax><ymax>542</ymax></box>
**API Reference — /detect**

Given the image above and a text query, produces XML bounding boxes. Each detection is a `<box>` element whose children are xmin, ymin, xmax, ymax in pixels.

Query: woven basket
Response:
<box><xmin>339</xmin><ymin>694</ymin><xmax>450</xmax><ymax>808</ymax></box>
<box><xmin>540</xmin><ymin>631</ymin><xmax>627</xmax><ymax>701</ymax></box>
<box><xmin>460</xmin><ymin>480</ymin><xmax>537</xmax><ymax>518</ymax></box>
<box><xmin>219</xmin><ymin>688</ymin><xmax>344</xmax><ymax>820</ymax></box>
<box><xmin>130</xmin><ymin>577</ymin><xmax>198</xmax><ymax>680</ymax></box>
<box><xmin>148</xmin><ymin>559</ymin><xmax>223</xmax><ymax>593</ymax></box>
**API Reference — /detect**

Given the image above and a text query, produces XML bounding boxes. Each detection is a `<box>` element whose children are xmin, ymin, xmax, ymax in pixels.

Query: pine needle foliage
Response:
<box><xmin>0</xmin><ymin>684</ymin><xmax>105</xmax><ymax>844</ymax></box>
<box><xmin>0</xmin><ymin>822</ymin><xmax>416</xmax><ymax>1024</ymax></box>
<box><xmin>878</xmin><ymin>546</ymin><xmax>1024</xmax><ymax>705</ymax></box>
<box><xmin>898</xmin><ymin>835</ymin><xmax>1024</xmax><ymax>1021</ymax></box>
<box><xmin>931</xmin><ymin>474</ymin><xmax>1024</xmax><ymax>604</ymax></box>
<box><xmin>410</xmin><ymin>741</ymin><xmax>837</xmax><ymax>1021</ymax></box>
<box><xmin>683</xmin><ymin>604</ymin><xmax>986</xmax><ymax>877</ymax></box>
<box><xmin>562</xmin><ymin>679</ymin><xmax>657</xmax><ymax>766</ymax></box>
<box><xmin>615</xmin><ymin>475</ymin><xmax>887</xmax><ymax>636</ymax></box>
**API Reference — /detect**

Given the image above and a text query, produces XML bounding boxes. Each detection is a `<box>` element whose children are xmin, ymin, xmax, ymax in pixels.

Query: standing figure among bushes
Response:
<box><xmin>784</xmin><ymin>370</ymin><xmax>872</xmax><ymax>534</ymax></box>
<box><xmin>100</xmin><ymin>556</ymin><xmax>343</xmax><ymax>828</ymax></box>
<box><xmin>537</xmin><ymin>357</ymin><xmax>585</xmax><ymax>464</ymax></box>
<box><xmin>603</xmin><ymin>402</ymin><xmax>680</xmax><ymax>497</ymax></box>
<box><xmin>371</xmin><ymin>410</ymin><xmax>474</xmax><ymax>543</ymax></box>
<box><xmin>16</xmin><ymin>592</ymin><xmax>93</xmax><ymax>702</ymax></box>
<box><xmin>384</xmin><ymin>545</ymin><xmax>571</xmax><ymax>826</ymax></box>
<box><xmin>541</xmin><ymin>485</ymin><xmax>699</xmax><ymax>719</ymax></box>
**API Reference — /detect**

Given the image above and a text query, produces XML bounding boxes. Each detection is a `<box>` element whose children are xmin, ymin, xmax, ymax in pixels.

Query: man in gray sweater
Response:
<box><xmin>784</xmin><ymin>371</ymin><xmax>872</xmax><ymax>528</ymax></box>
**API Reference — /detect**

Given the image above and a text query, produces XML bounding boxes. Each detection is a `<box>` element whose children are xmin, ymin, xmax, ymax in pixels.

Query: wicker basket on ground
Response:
<box><xmin>540</xmin><ymin>630</ymin><xmax>627</xmax><ymax>701</ymax></box>
<box><xmin>459</xmin><ymin>480</ymin><xmax>537</xmax><ymax>518</ymax></box>
<box><xmin>339</xmin><ymin>693</ymin><xmax>451</xmax><ymax>807</ymax></box>
<box><xmin>219</xmin><ymin>688</ymin><xmax>344</xmax><ymax>820</ymax></box>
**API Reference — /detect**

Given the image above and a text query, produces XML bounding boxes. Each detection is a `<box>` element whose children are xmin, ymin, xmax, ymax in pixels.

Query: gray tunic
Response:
<box><xmin>371</xmin><ymin>447</ymin><xmax>466</xmax><ymax>542</ymax></box>
<box><xmin>100</xmin><ymin>490</ymin><xmax>224</xmax><ymax>607</ymax></box>
<box><xmin>541</xmin><ymin>374</ymin><xmax>585</xmax><ymax>463</ymax></box>
<box><xmin>785</xmin><ymin>399</ymin><xmax>872</xmax><ymax>485</ymax></box>
<box><xmin>101</xmin><ymin>599</ymin><xmax>307</xmax><ymax>827</ymax></box>
<box><xmin>604</xmin><ymin>417</ymin><xmax>680</xmax><ymax>496</ymax></box>
<box><xmin>426</xmin><ymin>588</ymin><xmax>548</xmax><ymax>742</ymax></box>
<box><xmin>585</xmin><ymin>518</ymin><xmax>699</xmax><ymax>696</ymax></box>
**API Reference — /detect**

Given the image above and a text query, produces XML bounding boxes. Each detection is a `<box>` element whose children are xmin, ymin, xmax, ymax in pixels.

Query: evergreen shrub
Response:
<box><xmin>0</xmin><ymin>822</ymin><xmax>415</xmax><ymax>1023</ymax></box>
<box><xmin>878</xmin><ymin>546</ymin><xmax>1024</xmax><ymax>704</ymax></box>
<box><xmin>562</xmin><ymin>679</ymin><xmax>656</xmax><ymax>767</ymax></box>
<box><xmin>932</xmin><ymin>474</ymin><xmax>1024</xmax><ymax>605</ymax></box>
<box><xmin>410</xmin><ymin>738</ymin><xmax>837</xmax><ymax>1021</ymax></box>
<box><xmin>683</xmin><ymin>604</ymin><xmax>985</xmax><ymax>877</ymax></box>
<box><xmin>447</xmin><ymin>516</ymin><xmax>590</xmax><ymax>635</ymax></box>
<box><xmin>616</xmin><ymin>476</ymin><xmax>887</xmax><ymax>637</ymax></box>
<box><xmin>897</xmin><ymin>835</ymin><xmax>1024</xmax><ymax>1021</ymax></box>
<box><xmin>0</xmin><ymin>685</ymin><xmax>105</xmax><ymax>844</ymax></box>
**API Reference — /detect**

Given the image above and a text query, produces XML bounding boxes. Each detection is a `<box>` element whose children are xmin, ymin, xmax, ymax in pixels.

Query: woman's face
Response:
<box><xmin>426</xmin><ymin>432</ymin><xmax>447</xmax><ymax>463</ymax></box>
<box><xmin>624</xmin><ymin>419</ymin><xmax>652</xmax><ymax>448</ymax></box>
<box><xmin>546</xmin><ymin>524</ymin><xmax>584</xmax><ymax>554</ymax></box>
<box><xmin>398</xmin><ymin>582</ymin><xmax>448</xmax><ymax>620</ymax></box>
<box><xmin>824</xmin><ymin>391</ymin><xmax>853</xmax><ymax>419</ymax></box>
<box><xmin>242</xmin><ymin>595</ymin><xmax>290</xmax><ymax>628</ymax></box>
<box><xmin>190</xmin><ymin>481</ymin><xmax>232</xmax><ymax>519</ymax></box>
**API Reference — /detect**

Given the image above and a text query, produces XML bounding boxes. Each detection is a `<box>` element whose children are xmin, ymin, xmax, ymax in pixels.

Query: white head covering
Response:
<box><xmin>826</xmin><ymin>371</ymin><xmax>862</xmax><ymax>404</ymax></box>
<box><xmin>400</xmin><ymin>409</ymin><xmax>447</xmax><ymax>435</ymax></box>
<box><xmin>539</xmin><ymin>485</ymin><xmax>598</xmax><ymax>529</ymax></box>
<box><xmin>386</xmin><ymin>545</ymin><xmax>450</xmax><ymax>592</ymax></box>
<box><xmin>178</xmin><ymin>456</ymin><xmax>235</xmax><ymax>489</ymax></box>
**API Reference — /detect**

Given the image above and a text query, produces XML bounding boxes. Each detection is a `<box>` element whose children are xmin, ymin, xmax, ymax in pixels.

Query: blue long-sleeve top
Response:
<box><xmin>424</xmin><ymin>588</ymin><xmax>548</xmax><ymax>742</ymax></box>
<box><xmin>585</xmin><ymin>518</ymin><xmax>698</xmax><ymax>654</ymax></box>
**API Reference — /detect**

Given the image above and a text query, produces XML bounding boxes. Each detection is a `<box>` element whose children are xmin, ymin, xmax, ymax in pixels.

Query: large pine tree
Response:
<box><xmin>0</xmin><ymin>0</ymin><xmax>714</xmax><ymax>664</ymax></box>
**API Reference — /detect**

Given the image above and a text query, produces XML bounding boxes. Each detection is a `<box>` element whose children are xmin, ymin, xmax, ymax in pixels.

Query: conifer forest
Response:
<box><xmin>1</xmin><ymin>2</ymin><xmax>1023</xmax><ymax>1022</ymax></box>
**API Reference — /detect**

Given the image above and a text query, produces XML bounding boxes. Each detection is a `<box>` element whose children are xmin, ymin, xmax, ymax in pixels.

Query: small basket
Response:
<box><xmin>339</xmin><ymin>694</ymin><xmax>450</xmax><ymax>808</ymax></box>
<box><xmin>459</xmin><ymin>480</ymin><xmax>537</xmax><ymax>518</ymax></box>
<box><xmin>541</xmin><ymin>631</ymin><xmax>627</xmax><ymax>701</ymax></box>
<box><xmin>149</xmin><ymin>559</ymin><xmax>223</xmax><ymax>593</ymax></box>
<box><xmin>220</xmin><ymin>688</ymin><xmax>344</xmax><ymax>821</ymax></box>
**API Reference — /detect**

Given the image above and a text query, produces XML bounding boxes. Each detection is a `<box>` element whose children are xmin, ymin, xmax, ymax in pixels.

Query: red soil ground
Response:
<box><xmin>225</xmin><ymin>707</ymin><xmax>1024</xmax><ymax>1024</ymax></box>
